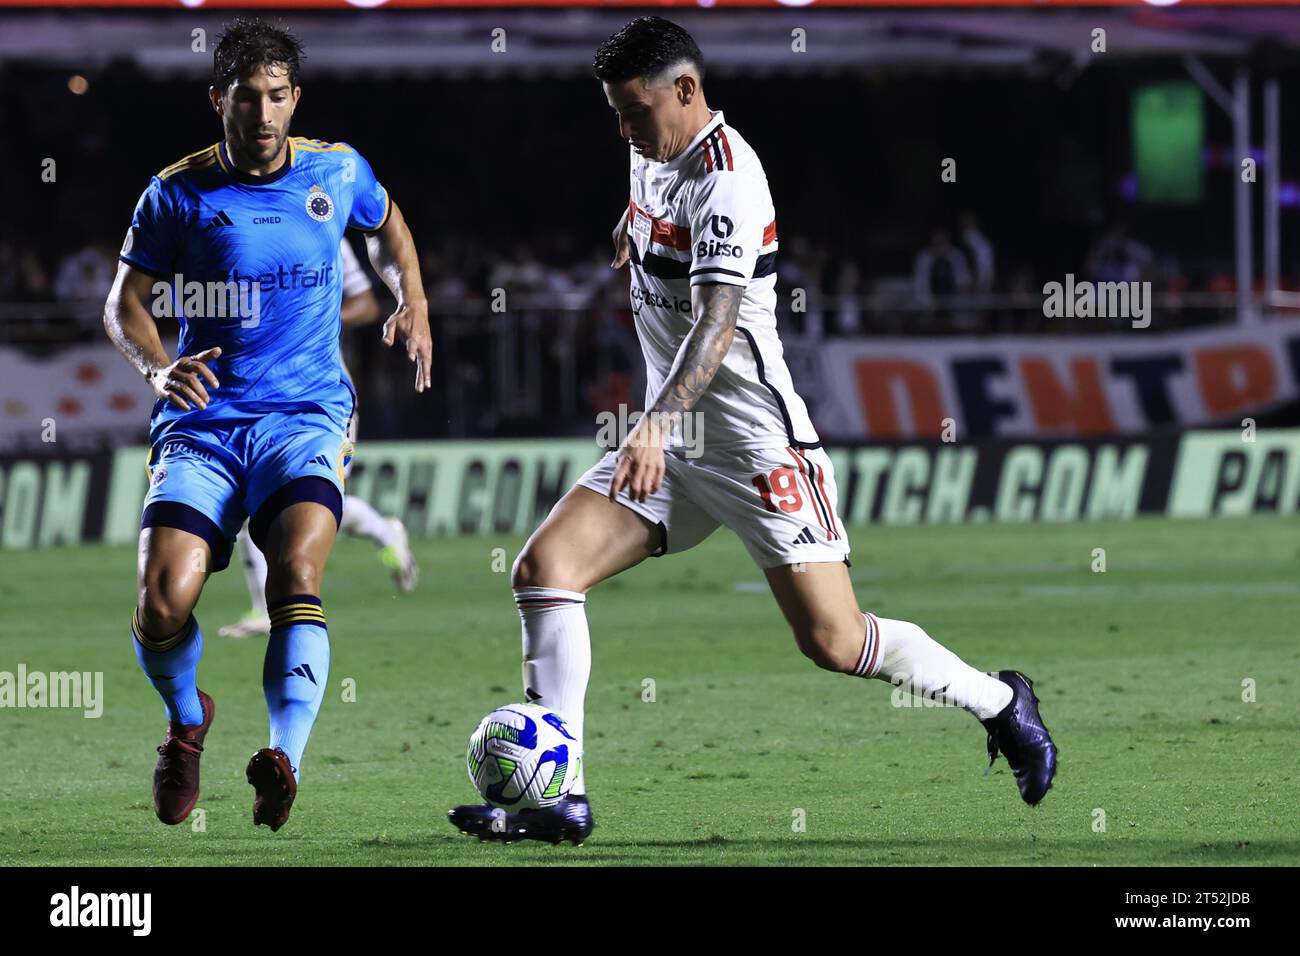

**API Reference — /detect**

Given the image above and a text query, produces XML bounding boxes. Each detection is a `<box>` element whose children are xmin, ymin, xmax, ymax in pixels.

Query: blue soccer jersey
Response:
<box><xmin>120</xmin><ymin>137</ymin><xmax>390</xmax><ymax>442</ymax></box>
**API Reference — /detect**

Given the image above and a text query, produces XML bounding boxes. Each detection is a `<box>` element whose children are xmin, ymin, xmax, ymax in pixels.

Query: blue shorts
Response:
<box><xmin>142</xmin><ymin>408</ymin><xmax>354</xmax><ymax>572</ymax></box>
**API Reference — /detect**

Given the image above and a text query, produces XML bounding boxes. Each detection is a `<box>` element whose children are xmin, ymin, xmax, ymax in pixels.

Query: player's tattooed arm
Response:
<box><xmin>364</xmin><ymin>199</ymin><xmax>433</xmax><ymax>392</ymax></box>
<box><xmin>609</xmin><ymin>282</ymin><xmax>742</xmax><ymax>503</ymax></box>
<box><xmin>104</xmin><ymin>261</ymin><xmax>221</xmax><ymax>411</ymax></box>
<box><xmin>649</xmin><ymin>282</ymin><xmax>742</xmax><ymax>419</ymax></box>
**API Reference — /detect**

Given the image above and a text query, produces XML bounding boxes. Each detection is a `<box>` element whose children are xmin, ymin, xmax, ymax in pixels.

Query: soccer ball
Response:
<box><xmin>466</xmin><ymin>703</ymin><xmax>580</xmax><ymax>810</ymax></box>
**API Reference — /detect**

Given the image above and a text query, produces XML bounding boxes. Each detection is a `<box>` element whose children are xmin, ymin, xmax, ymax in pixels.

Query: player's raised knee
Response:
<box><xmin>792</xmin><ymin>618</ymin><xmax>864</xmax><ymax>674</ymax></box>
<box><xmin>136</xmin><ymin>585</ymin><xmax>193</xmax><ymax>638</ymax></box>
<box><xmin>268</xmin><ymin>554</ymin><xmax>323</xmax><ymax>597</ymax></box>
<box><xmin>511</xmin><ymin>543</ymin><xmax>576</xmax><ymax>591</ymax></box>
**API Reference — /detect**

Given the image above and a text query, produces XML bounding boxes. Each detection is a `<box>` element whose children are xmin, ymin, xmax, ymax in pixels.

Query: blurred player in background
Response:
<box><xmin>450</xmin><ymin>16</ymin><xmax>1056</xmax><ymax>845</ymax></box>
<box><xmin>221</xmin><ymin>238</ymin><xmax>419</xmax><ymax>640</ymax></box>
<box><xmin>104</xmin><ymin>19</ymin><xmax>430</xmax><ymax>832</ymax></box>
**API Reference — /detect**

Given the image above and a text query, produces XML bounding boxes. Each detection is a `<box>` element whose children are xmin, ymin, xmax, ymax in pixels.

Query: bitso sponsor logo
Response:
<box><xmin>696</xmin><ymin>239</ymin><xmax>744</xmax><ymax>259</ymax></box>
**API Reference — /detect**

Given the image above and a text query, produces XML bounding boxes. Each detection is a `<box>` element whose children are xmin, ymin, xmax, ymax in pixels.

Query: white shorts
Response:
<box><xmin>576</xmin><ymin>445</ymin><xmax>851</xmax><ymax>569</ymax></box>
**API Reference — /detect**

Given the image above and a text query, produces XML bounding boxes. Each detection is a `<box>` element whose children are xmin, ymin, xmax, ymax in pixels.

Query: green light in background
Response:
<box><xmin>1133</xmin><ymin>81</ymin><xmax>1205</xmax><ymax>205</ymax></box>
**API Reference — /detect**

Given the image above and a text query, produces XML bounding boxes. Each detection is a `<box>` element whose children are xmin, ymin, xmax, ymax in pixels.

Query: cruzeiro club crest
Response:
<box><xmin>305</xmin><ymin>185</ymin><xmax>335</xmax><ymax>223</ymax></box>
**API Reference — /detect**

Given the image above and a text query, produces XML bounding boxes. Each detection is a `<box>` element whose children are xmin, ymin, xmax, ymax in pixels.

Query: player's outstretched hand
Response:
<box><xmin>611</xmin><ymin>210</ymin><xmax>630</xmax><ymax>269</ymax></box>
<box><xmin>381</xmin><ymin>301</ymin><xmax>433</xmax><ymax>393</ymax></box>
<box><xmin>608</xmin><ymin>415</ymin><xmax>666</xmax><ymax>503</ymax></box>
<box><xmin>150</xmin><ymin>347</ymin><xmax>221</xmax><ymax>411</ymax></box>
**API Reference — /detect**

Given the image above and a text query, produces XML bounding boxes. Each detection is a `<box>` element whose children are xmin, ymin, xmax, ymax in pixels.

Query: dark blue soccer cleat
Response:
<box><xmin>981</xmin><ymin>671</ymin><xmax>1057</xmax><ymax>806</ymax></box>
<box><xmin>447</xmin><ymin>794</ymin><xmax>594</xmax><ymax>846</ymax></box>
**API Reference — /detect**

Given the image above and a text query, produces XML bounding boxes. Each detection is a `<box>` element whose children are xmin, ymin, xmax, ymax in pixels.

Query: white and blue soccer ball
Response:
<box><xmin>466</xmin><ymin>703</ymin><xmax>580</xmax><ymax>810</ymax></box>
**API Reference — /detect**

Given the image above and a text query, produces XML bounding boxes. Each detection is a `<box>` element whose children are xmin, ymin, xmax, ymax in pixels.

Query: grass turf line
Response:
<box><xmin>0</xmin><ymin>514</ymin><xmax>1296</xmax><ymax>866</ymax></box>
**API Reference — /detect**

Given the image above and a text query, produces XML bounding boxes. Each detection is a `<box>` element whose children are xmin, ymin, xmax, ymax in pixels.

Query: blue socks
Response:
<box><xmin>263</xmin><ymin>595</ymin><xmax>331</xmax><ymax>781</ymax></box>
<box><xmin>133</xmin><ymin>610</ymin><xmax>205</xmax><ymax>726</ymax></box>
<box><xmin>133</xmin><ymin>595</ymin><xmax>330</xmax><ymax>781</ymax></box>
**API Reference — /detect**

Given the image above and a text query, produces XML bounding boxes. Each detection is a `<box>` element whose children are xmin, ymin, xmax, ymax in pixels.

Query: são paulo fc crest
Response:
<box><xmin>305</xmin><ymin>185</ymin><xmax>335</xmax><ymax>223</ymax></box>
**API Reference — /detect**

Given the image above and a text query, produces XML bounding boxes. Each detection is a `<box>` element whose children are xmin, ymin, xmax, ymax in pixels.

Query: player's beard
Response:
<box><xmin>232</xmin><ymin>124</ymin><xmax>289</xmax><ymax>170</ymax></box>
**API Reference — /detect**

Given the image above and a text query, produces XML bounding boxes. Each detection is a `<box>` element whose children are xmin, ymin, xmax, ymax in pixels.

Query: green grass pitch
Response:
<box><xmin>1</xmin><ymin>515</ymin><xmax>1297</xmax><ymax>866</ymax></box>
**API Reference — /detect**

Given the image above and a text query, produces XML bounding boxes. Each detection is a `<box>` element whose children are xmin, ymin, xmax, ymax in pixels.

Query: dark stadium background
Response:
<box><xmin>4</xmin><ymin>6</ymin><xmax>1300</xmax><ymax>444</ymax></box>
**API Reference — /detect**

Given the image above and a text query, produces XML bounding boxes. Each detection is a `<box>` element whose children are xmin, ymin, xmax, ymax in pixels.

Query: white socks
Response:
<box><xmin>862</xmin><ymin>612</ymin><xmax>1013</xmax><ymax>721</ymax></box>
<box><xmin>341</xmin><ymin>495</ymin><xmax>397</xmax><ymax>547</ymax></box>
<box><xmin>236</xmin><ymin>525</ymin><xmax>269</xmax><ymax>618</ymax></box>
<box><xmin>507</xmin><ymin>586</ymin><xmax>1009</xmax><ymax>805</ymax></box>
<box><xmin>515</xmin><ymin>586</ymin><xmax>591</xmax><ymax>795</ymax></box>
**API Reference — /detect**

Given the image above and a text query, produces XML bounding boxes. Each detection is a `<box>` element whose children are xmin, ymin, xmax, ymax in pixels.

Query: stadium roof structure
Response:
<box><xmin>3</xmin><ymin>3</ymin><xmax>1294</xmax><ymax>324</ymax></box>
<box><xmin>1</xmin><ymin>7</ymin><xmax>1299</xmax><ymax>78</ymax></box>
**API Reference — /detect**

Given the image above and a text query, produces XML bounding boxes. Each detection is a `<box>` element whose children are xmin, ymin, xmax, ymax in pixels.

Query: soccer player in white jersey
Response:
<box><xmin>450</xmin><ymin>17</ymin><xmax>1056</xmax><ymax>845</ymax></box>
<box><xmin>220</xmin><ymin>238</ymin><xmax>418</xmax><ymax>639</ymax></box>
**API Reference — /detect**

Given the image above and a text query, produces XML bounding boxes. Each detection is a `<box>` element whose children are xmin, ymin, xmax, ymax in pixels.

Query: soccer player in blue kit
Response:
<box><xmin>103</xmin><ymin>19</ymin><xmax>431</xmax><ymax>831</ymax></box>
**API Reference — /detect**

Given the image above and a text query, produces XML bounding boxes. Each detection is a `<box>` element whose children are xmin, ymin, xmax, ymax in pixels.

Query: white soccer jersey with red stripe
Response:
<box><xmin>626</xmin><ymin>110</ymin><xmax>820</xmax><ymax>452</ymax></box>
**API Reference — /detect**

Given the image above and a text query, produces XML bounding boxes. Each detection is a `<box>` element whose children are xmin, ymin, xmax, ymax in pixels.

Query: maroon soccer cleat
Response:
<box><xmin>246</xmin><ymin>747</ymin><xmax>298</xmax><ymax>832</ymax></box>
<box><xmin>153</xmin><ymin>689</ymin><xmax>215</xmax><ymax>825</ymax></box>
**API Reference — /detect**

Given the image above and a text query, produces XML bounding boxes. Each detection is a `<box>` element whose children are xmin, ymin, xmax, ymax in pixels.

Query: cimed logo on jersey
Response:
<box><xmin>304</xmin><ymin>185</ymin><xmax>335</xmax><ymax>223</ymax></box>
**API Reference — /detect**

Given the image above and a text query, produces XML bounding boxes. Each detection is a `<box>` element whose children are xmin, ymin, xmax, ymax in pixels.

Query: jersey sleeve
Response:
<box><xmin>119</xmin><ymin>176</ymin><xmax>180</xmax><ymax>278</ymax></box>
<box><xmin>686</xmin><ymin>171</ymin><xmax>766</xmax><ymax>288</ymax></box>
<box><xmin>344</xmin><ymin>147</ymin><xmax>391</xmax><ymax>233</ymax></box>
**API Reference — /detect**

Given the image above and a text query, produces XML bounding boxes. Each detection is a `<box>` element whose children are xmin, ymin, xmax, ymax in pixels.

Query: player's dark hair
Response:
<box><xmin>212</xmin><ymin>17</ymin><xmax>305</xmax><ymax>94</ymax></box>
<box><xmin>592</xmin><ymin>16</ymin><xmax>704</xmax><ymax>86</ymax></box>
